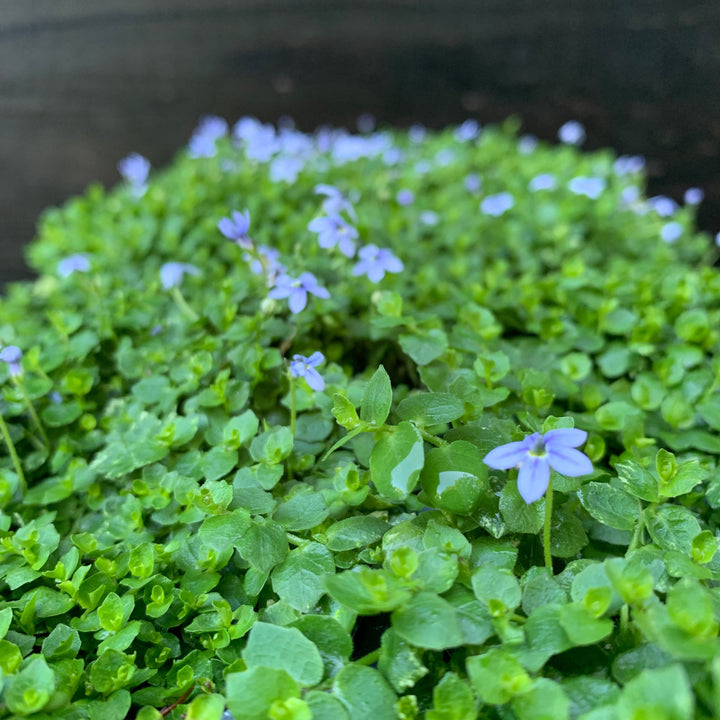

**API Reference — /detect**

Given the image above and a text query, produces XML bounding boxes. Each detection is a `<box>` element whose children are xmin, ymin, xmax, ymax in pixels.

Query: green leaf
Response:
<box><xmin>391</xmin><ymin>592</ymin><xmax>464</xmax><ymax>650</ymax></box>
<box><xmin>236</xmin><ymin>518</ymin><xmax>288</xmax><ymax>574</ymax></box>
<box><xmin>396</xmin><ymin>392</ymin><xmax>465</xmax><ymax>426</ymax></box>
<box><xmin>325</xmin><ymin>515</ymin><xmax>389</xmax><ymax>552</ymax></box>
<box><xmin>512</xmin><ymin>678</ymin><xmax>570</xmax><ymax>720</ymax></box>
<box><xmin>378</xmin><ymin>628</ymin><xmax>428</xmax><ymax>693</ymax></box>
<box><xmin>242</xmin><ymin>622</ymin><xmax>323</xmax><ymax>686</ymax></box>
<box><xmin>521</xmin><ymin>567</ymin><xmax>567</xmax><ymax>616</ymax></box>
<box><xmin>472</xmin><ymin>565</ymin><xmax>521</xmax><ymax>616</ymax></box>
<box><xmin>305</xmin><ymin>691</ymin><xmax>351</xmax><ymax>720</ymax></box>
<box><xmin>577</xmin><ymin>482</ymin><xmax>638</xmax><ymax>531</ymax></box>
<box><xmin>4</xmin><ymin>656</ymin><xmax>56</xmax><ymax>714</ymax></box>
<box><xmin>644</xmin><ymin>505</ymin><xmax>701</xmax><ymax>553</ymax></box>
<box><xmin>616</xmin><ymin>665</ymin><xmax>694</xmax><ymax>720</ymax></box>
<box><xmin>273</xmin><ymin>488</ymin><xmax>328</xmax><ymax>531</ymax></box>
<box><xmin>249</xmin><ymin>426</ymin><xmax>294</xmax><ymax>464</ymax></box>
<box><xmin>184</xmin><ymin>693</ymin><xmax>226</xmax><ymax>720</ymax></box>
<box><xmin>399</xmin><ymin>328</ymin><xmax>448</xmax><ymax>365</ymax></box>
<box><xmin>466</xmin><ymin>648</ymin><xmax>531</xmax><ymax>704</ymax></box>
<box><xmin>658</xmin><ymin>459</ymin><xmax>709</xmax><ymax>498</ymax></box>
<box><xmin>360</xmin><ymin>365</ymin><xmax>392</xmax><ymax>426</ymax></box>
<box><xmin>614</xmin><ymin>459</ymin><xmax>658</xmax><ymax>502</ymax></box>
<box><xmin>226</xmin><ymin>667</ymin><xmax>299</xmax><ymax>720</ymax></box>
<box><xmin>369</xmin><ymin>421</ymin><xmax>424</xmax><ymax>499</ymax></box>
<box><xmin>292</xmin><ymin>616</ymin><xmax>353</xmax><ymax>678</ymax></box>
<box><xmin>332</xmin><ymin>664</ymin><xmax>397</xmax><ymax>720</ymax></box>
<box><xmin>324</xmin><ymin>568</ymin><xmax>412</xmax><ymax>614</ymax></box>
<box><xmin>558</xmin><ymin>602</ymin><xmax>613</xmax><ymax>645</ymax></box>
<box><xmin>271</xmin><ymin>543</ymin><xmax>335</xmax><ymax>613</ymax></box>
<box><xmin>333</xmin><ymin>393</ymin><xmax>361</xmax><ymax>430</ymax></box>
<box><xmin>426</xmin><ymin>671</ymin><xmax>476</xmax><ymax>720</ymax></box>
<box><xmin>222</xmin><ymin>410</ymin><xmax>259</xmax><ymax>449</ymax></box>
<box><xmin>499</xmin><ymin>482</ymin><xmax>545</xmax><ymax>534</ymax></box>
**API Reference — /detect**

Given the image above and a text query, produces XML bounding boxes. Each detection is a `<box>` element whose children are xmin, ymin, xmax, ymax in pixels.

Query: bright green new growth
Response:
<box><xmin>0</xmin><ymin>117</ymin><xmax>719</xmax><ymax>719</ymax></box>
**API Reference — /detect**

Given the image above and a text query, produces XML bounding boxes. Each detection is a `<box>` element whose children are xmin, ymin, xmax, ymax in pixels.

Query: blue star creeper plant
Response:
<box><xmin>4</xmin><ymin>113</ymin><xmax>720</xmax><ymax>720</ymax></box>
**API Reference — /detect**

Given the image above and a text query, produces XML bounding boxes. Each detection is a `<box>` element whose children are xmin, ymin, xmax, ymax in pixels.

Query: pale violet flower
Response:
<box><xmin>218</xmin><ymin>210</ymin><xmax>252</xmax><ymax>248</ymax></box>
<box><xmin>188</xmin><ymin>115</ymin><xmax>228</xmax><ymax>158</ymax></box>
<box><xmin>0</xmin><ymin>346</ymin><xmax>23</xmax><ymax>378</ymax></box>
<box><xmin>481</xmin><ymin>192</ymin><xmax>514</xmax><ymax>217</ymax></box>
<box><xmin>568</xmin><ymin>177</ymin><xmax>606</xmax><ymax>199</ymax></box>
<box><xmin>58</xmin><ymin>254</ymin><xmax>91</xmax><ymax>277</ymax></box>
<box><xmin>308</xmin><ymin>215</ymin><xmax>358</xmax><ymax>257</ymax></box>
<box><xmin>243</xmin><ymin>246</ymin><xmax>285</xmax><ymax>278</ymax></box>
<box><xmin>160</xmin><ymin>262</ymin><xmax>201</xmax><ymax>289</ymax></box>
<box><xmin>661</xmin><ymin>222</ymin><xmax>683</xmax><ymax>243</ymax></box>
<box><xmin>716</xmin><ymin>232</ymin><xmax>720</xmax><ymax>248</ymax></box>
<box><xmin>518</xmin><ymin>135</ymin><xmax>538</xmax><ymax>154</ymax></box>
<box><xmin>269</xmin><ymin>155</ymin><xmax>304</xmax><ymax>183</ymax></box>
<box><xmin>420</xmin><ymin>210</ymin><xmax>440</xmax><ymax>227</ymax></box>
<box><xmin>558</xmin><ymin>120</ymin><xmax>586</xmax><ymax>146</ymax></box>
<box><xmin>614</xmin><ymin>155</ymin><xmax>645</xmax><ymax>176</ymax></box>
<box><xmin>117</xmin><ymin>153</ymin><xmax>150</xmax><ymax>196</ymax></box>
<box><xmin>289</xmin><ymin>352</ymin><xmax>325</xmax><ymax>391</ymax></box>
<box><xmin>414</xmin><ymin>160</ymin><xmax>432</xmax><ymax>176</ymax></box>
<box><xmin>408</xmin><ymin>124</ymin><xmax>427</xmax><ymax>144</ymax></box>
<box><xmin>396</xmin><ymin>189</ymin><xmax>415</xmax><ymax>206</ymax></box>
<box><xmin>435</xmin><ymin>149</ymin><xmax>456</xmax><ymax>167</ymax></box>
<box><xmin>314</xmin><ymin>185</ymin><xmax>356</xmax><ymax>218</ymax></box>
<box><xmin>528</xmin><ymin>173</ymin><xmax>557</xmax><ymax>193</ymax></box>
<box><xmin>455</xmin><ymin>119</ymin><xmax>480</xmax><ymax>142</ymax></box>
<box><xmin>620</xmin><ymin>186</ymin><xmax>641</xmax><ymax>206</ymax></box>
<box><xmin>484</xmin><ymin>428</ymin><xmax>593</xmax><ymax>504</ymax></box>
<box><xmin>684</xmin><ymin>187</ymin><xmax>704</xmax><ymax>206</ymax></box>
<box><xmin>352</xmin><ymin>245</ymin><xmax>403</xmax><ymax>283</ymax></box>
<box><xmin>383</xmin><ymin>148</ymin><xmax>404</xmax><ymax>166</ymax></box>
<box><xmin>268</xmin><ymin>272</ymin><xmax>330</xmax><ymax>314</ymax></box>
<box><xmin>357</xmin><ymin>113</ymin><xmax>376</xmax><ymax>133</ymax></box>
<box><xmin>648</xmin><ymin>196</ymin><xmax>678</xmax><ymax>217</ymax></box>
<box><xmin>464</xmin><ymin>173</ymin><xmax>482</xmax><ymax>193</ymax></box>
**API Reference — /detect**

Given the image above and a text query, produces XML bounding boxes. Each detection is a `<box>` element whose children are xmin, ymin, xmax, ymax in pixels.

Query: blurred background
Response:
<box><xmin>1</xmin><ymin>0</ymin><xmax>720</xmax><ymax>287</ymax></box>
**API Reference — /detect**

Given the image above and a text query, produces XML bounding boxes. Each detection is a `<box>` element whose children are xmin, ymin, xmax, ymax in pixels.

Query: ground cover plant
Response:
<box><xmin>1</xmin><ymin>113</ymin><xmax>720</xmax><ymax>720</ymax></box>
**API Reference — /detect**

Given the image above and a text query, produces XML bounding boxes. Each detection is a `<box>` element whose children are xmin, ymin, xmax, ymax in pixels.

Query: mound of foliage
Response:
<box><xmin>1</xmin><ymin>115</ymin><xmax>719</xmax><ymax>720</ymax></box>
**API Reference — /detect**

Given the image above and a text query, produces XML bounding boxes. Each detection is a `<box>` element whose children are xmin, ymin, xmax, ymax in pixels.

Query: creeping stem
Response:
<box><xmin>0</xmin><ymin>412</ymin><xmax>26</xmax><ymax>494</ymax></box>
<box><xmin>16</xmin><ymin>378</ymin><xmax>49</xmax><ymax>447</ymax></box>
<box><xmin>543</xmin><ymin>475</ymin><xmax>554</xmax><ymax>571</ymax></box>
<box><xmin>170</xmin><ymin>286</ymin><xmax>199</xmax><ymax>322</ymax></box>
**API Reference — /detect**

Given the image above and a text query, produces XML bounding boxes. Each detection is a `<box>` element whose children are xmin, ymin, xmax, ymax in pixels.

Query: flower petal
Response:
<box><xmin>268</xmin><ymin>286</ymin><xmax>291</xmax><ymax>299</ymax></box>
<box><xmin>543</xmin><ymin>428</ymin><xmax>587</xmax><ymax>448</ymax></box>
<box><xmin>547</xmin><ymin>446</ymin><xmax>593</xmax><ymax>477</ymax></box>
<box><xmin>306</xmin><ymin>351</ymin><xmax>324</xmax><ymax>367</ymax></box>
<box><xmin>305</xmin><ymin>368</ymin><xmax>325</xmax><ymax>391</ymax></box>
<box><xmin>517</xmin><ymin>457</ymin><xmax>550</xmax><ymax>504</ymax></box>
<box><xmin>483</xmin><ymin>441</ymin><xmax>529</xmax><ymax>470</ymax></box>
<box><xmin>288</xmin><ymin>290</ymin><xmax>307</xmax><ymax>314</ymax></box>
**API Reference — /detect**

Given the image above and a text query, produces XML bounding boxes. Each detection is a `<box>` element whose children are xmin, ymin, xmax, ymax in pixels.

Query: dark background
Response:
<box><xmin>2</xmin><ymin>0</ymin><xmax>720</xmax><ymax>287</ymax></box>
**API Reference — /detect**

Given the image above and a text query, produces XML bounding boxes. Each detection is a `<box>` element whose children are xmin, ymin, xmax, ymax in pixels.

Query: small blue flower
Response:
<box><xmin>314</xmin><ymin>185</ymin><xmax>356</xmax><ymax>218</ymax></box>
<box><xmin>480</xmin><ymin>192</ymin><xmax>515</xmax><ymax>217</ymax></box>
<box><xmin>614</xmin><ymin>155</ymin><xmax>645</xmax><ymax>176</ymax></box>
<box><xmin>396</xmin><ymin>189</ymin><xmax>415</xmax><ymax>206</ymax></box>
<box><xmin>218</xmin><ymin>210</ymin><xmax>253</xmax><ymax>249</ymax></box>
<box><xmin>357</xmin><ymin>113</ymin><xmax>376</xmax><ymax>133</ymax></box>
<box><xmin>117</xmin><ymin>153</ymin><xmax>150</xmax><ymax>196</ymax></box>
<box><xmin>518</xmin><ymin>135</ymin><xmax>538</xmax><ymax>154</ymax></box>
<box><xmin>289</xmin><ymin>351</ymin><xmax>325</xmax><ymax>391</ymax></box>
<box><xmin>244</xmin><ymin>245</ymin><xmax>285</xmax><ymax>278</ymax></box>
<box><xmin>269</xmin><ymin>155</ymin><xmax>304</xmax><ymax>183</ymax></box>
<box><xmin>619</xmin><ymin>186</ymin><xmax>641</xmax><ymax>207</ymax></box>
<box><xmin>414</xmin><ymin>160</ymin><xmax>432</xmax><ymax>176</ymax></box>
<box><xmin>558</xmin><ymin>120</ymin><xmax>586</xmax><ymax>146</ymax></box>
<box><xmin>58</xmin><ymin>253</ymin><xmax>91</xmax><ymax>277</ymax></box>
<box><xmin>648</xmin><ymin>196</ymin><xmax>678</xmax><ymax>217</ymax></box>
<box><xmin>383</xmin><ymin>148</ymin><xmax>405</xmax><ymax>166</ymax></box>
<box><xmin>484</xmin><ymin>428</ymin><xmax>592</xmax><ymax>504</ymax></box>
<box><xmin>435</xmin><ymin>149</ymin><xmax>456</xmax><ymax>167</ymax></box>
<box><xmin>268</xmin><ymin>272</ymin><xmax>330</xmax><ymax>314</ymax></box>
<box><xmin>352</xmin><ymin>245</ymin><xmax>403</xmax><ymax>283</ymax></box>
<box><xmin>661</xmin><ymin>221</ymin><xmax>683</xmax><ymax>243</ymax></box>
<box><xmin>420</xmin><ymin>210</ymin><xmax>440</xmax><ymax>227</ymax></box>
<box><xmin>684</xmin><ymin>187</ymin><xmax>704</xmax><ymax>206</ymax></box>
<box><xmin>528</xmin><ymin>173</ymin><xmax>557</xmax><ymax>193</ymax></box>
<box><xmin>408</xmin><ymin>124</ymin><xmax>427</xmax><ymax>144</ymax></box>
<box><xmin>0</xmin><ymin>346</ymin><xmax>23</xmax><ymax>378</ymax></box>
<box><xmin>464</xmin><ymin>173</ymin><xmax>482</xmax><ymax>193</ymax></box>
<box><xmin>49</xmin><ymin>391</ymin><xmax>63</xmax><ymax>404</ymax></box>
<box><xmin>568</xmin><ymin>177</ymin><xmax>606</xmax><ymax>199</ymax></box>
<box><xmin>455</xmin><ymin>119</ymin><xmax>480</xmax><ymax>142</ymax></box>
<box><xmin>188</xmin><ymin>115</ymin><xmax>228</xmax><ymax>158</ymax></box>
<box><xmin>160</xmin><ymin>262</ymin><xmax>201</xmax><ymax>289</ymax></box>
<box><xmin>308</xmin><ymin>215</ymin><xmax>358</xmax><ymax>257</ymax></box>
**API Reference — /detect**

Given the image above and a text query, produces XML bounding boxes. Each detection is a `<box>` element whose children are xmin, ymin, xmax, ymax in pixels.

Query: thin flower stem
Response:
<box><xmin>626</xmin><ymin>501</ymin><xmax>645</xmax><ymax>556</ymax></box>
<box><xmin>16</xmin><ymin>379</ymin><xmax>49</xmax><ymax>447</ymax></box>
<box><xmin>289</xmin><ymin>376</ymin><xmax>297</xmax><ymax>438</ymax></box>
<box><xmin>171</xmin><ymin>287</ymin><xmax>199</xmax><ymax>321</ymax></box>
<box><xmin>417</xmin><ymin>427</ymin><xmax>447</xmax><ymax>447</ymax></box>
<box><xmin>0</xmin><ymin>413</ymin><xmax>26</xmax><ymax>494</ymax></box>
<box><xmin>543</xmin><ymin>475</ymin><xmax>554</xmax><ymax>571</ymax></box>
<box><xmin>355</xmin><ymin>649</ymin><xmax>380</xmax><ymax>666</ymax></box>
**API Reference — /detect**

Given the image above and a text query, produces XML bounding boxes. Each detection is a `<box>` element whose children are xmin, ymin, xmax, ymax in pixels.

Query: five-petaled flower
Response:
<box><xmin>396</xmin><ymin>189</ymin><xmax>415</xmax><ymax>206</ymax></box>
<box><xmin>480</xmin><ymin>192</ymin><xmax>515</xmax><ymax>217</ymax></box>
<box><xmin>289</xmin><ymin>352</ymin><xmax>325</xmax><ymax>391</ymax></box>
<box><xmin>483</xmin><ymin>428</ymin><xmax>593</xmax><ymax>504</ymax></box>
<box><xmin>684</xmin><ymin>187</ymin><xmax>704</xmax><ymax>206</ymax></box>
<box><xmin>58</xmin><ymin>254</ymin><xmax>91</xmax><ymax>277</ymax></box>
<box><xmin>0</xmin><ymin>346</ymin><xmax>23</xmax><ymax>378</ymax></box>
<box><xmin>117</xmin><ymin>153</ymin><xmax>150</xmax><ymax>196</ymax></box>
<box><xmin>558</xmin><ymin>120</ymin><xmax>586</xmax><ymax>146</ymax></box>
<box><xmin>528</xmin><ymin>174</ymin><xmax>557</xmax><ymax>193</ymax></box>
<box><xmin>661</xmin><ymin>222</ymin><xmax>683</xmax><ymax>243</ymax></box>
<box><xmin>218</xmin><ymin>210</ymin><xmax>253</xmax><ymax>249</ymax></box>
<box><xmin>352</xmin><ymin>245</ymin><xmax>403</xmax><ymax>283</ymax></box>
<box><xmin>314</xmin><ymin>185</ymin><xmax>356</xmax><ymax>218</ymax></box>
<box><xmin>308</xmin><ymin>215</ymin><xmax>358</xmax><ymax>257</ymax></box>
<box><xmin>568</xmin><ymin>177</ymin><xmax>606</xmax><ymax>200</ymax></box>
<box><xmin>268</xmin><ymin>272</ymin><xmax>330</xmax><ymax>313</ymax></box>
<box><xmin>160</xmin><ymin>262</ymin><xmax>201</xmax><ymax>289</ymax></box>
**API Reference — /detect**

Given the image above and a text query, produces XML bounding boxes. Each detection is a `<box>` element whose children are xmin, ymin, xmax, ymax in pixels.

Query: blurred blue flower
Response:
<box><xmin>558</xmin><ymin>120</ymin><xmax>586</xmax><ymax>145</ymax></box>
<box><xmin>382</xmin><ymin>147</ymin><xmax>404</xmax><ymax>166</ymax></box>
<box><xmin>614</xmin><ymin>155</ymin><xmax>645</xmax><ymax>176</ymax></box>
<box><xmin>0</xmin><ymin>345</ymin><xmax>23</xmax><ymax>378</ymax></box>
<box><xmin>396</xmin><ymin>189</ymin><xmax>415</xmax><ymax>206</ymax></box>
<box><xmin>270</xmin><ymin>155</ymin><xmax>304</xmax><ymax>183</ymax></box>
<box><xmin>58</xmin><ymin>254</ymin><xmax>91</xmax><ymax>277</ymax></box>
<box><xmin>518</xmin><ymin>135</ymin><xmax>538</xmax><ymax>154</ymax></box>
<box><xmin>420</xmin><ymin>210</ymin><xmax>440</xmax><ymax>226</ymax></box>
<box><xmin>435</xmin><ymin>149</ymin><xmax>456</xmax><ymax>167</ymax></box>
<box><xmin>568</xmin><ymin>176</ymin><xmax>606</xmax><ymax>199</ymax></box>
<box><xmin>414</xmin><ymin>160</ymin><xmax>432</xmax><ymax>176</ymax></box>
<box><xmin>357</xmin><ymin>113</ymin><xmax>376</xmax><ymax>133</ymax></box>
<box><xmin>352</xmin><ymin>245</ymin><xmax>403</xmax><ymax>282</ymax></box>
<box><xmin>268</xmin><ymin>272</ymin><xmax>330</xmax><ymax>313</ymax></box>
<box><xmin>480</xmin><ymin>192</ymin><xmax>515</xmax><ymax>217</ymax></box>
<box><xmin>716</xmin><ymin>232</ymin><xmax>720</xmax><ymax>247</ymax></box>
<box><xmin>218</xmin><ymin>210</ymin><xmax>253</xmax><ymax>249</ymax></box>
<box><xmin>619</xmin><ymin>186</ymin><xmax>641</xmax><ymax>206</ymax></box>
<box><xmin>117</xmin><ymin>153</ymin><xmax>150</xmax><ymax>196</ymax></box>
<box><xmin>188</xmin><ymin>115</ymin><xmax>228</xmax><ymax>158</ymax></box>
<box><xmin>160</xmin><ymin>262</ymin><xmax>201</xmax><ymax>289</ymax></box>
<box><xmin>314</xmin><ymin>185</ymin><xmax>356</xmax><ymax>218</ymax></box>
<box><xmin>408</xmin><ymin>124</ymin><xmax>427</xmax><ymax>144</ymax></box>
<box><xmin>648</xmin><ymin>195</ymin><xmax>678</xmax><ymax>217</ymax></box>
<box><xmin>684</xmin><ymin>187</ymin><xmax>704</xmax><ymax>205</ymax></box>
<box><xmin>289</xmin><ymin>352</ymin><xmax>325</xmax><ymax>391</ymax></box>
<box><xmin>243</xmin><ymin>124</ymin><xmax>279</xmax><ymax>162</ymax></box>
<box><xmin>528</xmin><ymin>173</ymin><xmax>557</xmax><ymax>193</ymax></box>
<box><xmin>484</xmin><ymin>428</ymin><xmax>592</xmax><ymax>504</ymax></box>
<box><xmin>244</xmin><ymin>245</ymin><xmax>285</xmax><ymax>278</ymax></box>
<box><xmin>464</xmin><ymin>173</ymin><xmax>482</xmax><ymax>193</ymax></box>
<box><xmin>661</xmin><ymin>222</ymin><xmax>683</xmax><ymax>243</ymax></box>
<box><xmin>455</xmin><ymin>119</ymin><xmax>480</xmax><ymax>142</ymax></box>
<box><xmin>308</xmin><ymin>215</ymin><xmax>358</xmax><ymax>257</ymax></box>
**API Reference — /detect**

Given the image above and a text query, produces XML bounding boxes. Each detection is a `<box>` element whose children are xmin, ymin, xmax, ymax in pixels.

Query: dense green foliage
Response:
<box><xmin>1</xmin><ymin>116</ymin><xmax>719</xmax><ymax>720</ymax></box>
